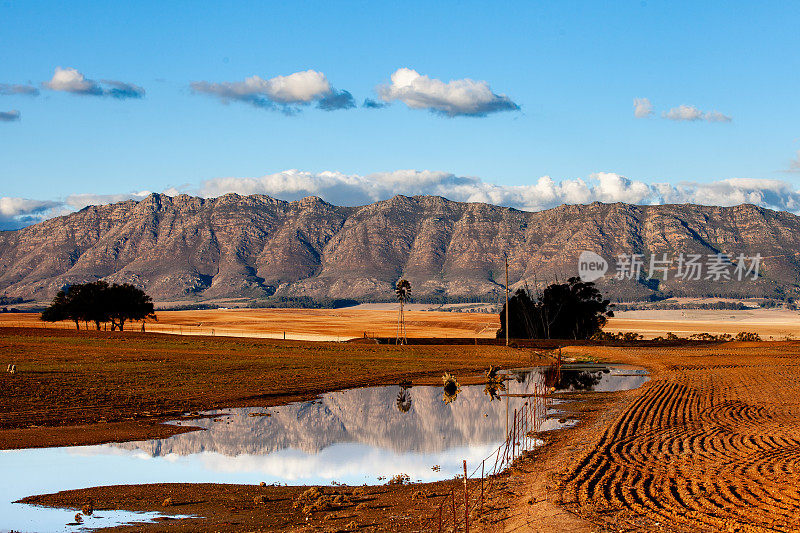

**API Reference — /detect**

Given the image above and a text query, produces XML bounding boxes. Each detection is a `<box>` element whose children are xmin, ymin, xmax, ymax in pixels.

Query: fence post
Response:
<box><xmin>512</xmin><ymin>409</ymin><xmax>517</xmax><ymax>460</ymax></box>
<box><xmin>523</xmin><ymin>404</ymin><xmax>527</xmax><ymax>450</ymax></box>
<box><xmin>480</xmin><ymin>460</ymin><xmax>485</xmax><ymax>516</ymax></box>
<box><xmin>451</xmin><ymin>489</ymin><xmax>456</xmax><ymax>532</ymax></box>
<box><xmin>463</xmin><ymin>460</ymin><xmax>469</xmax><ymax>533</ymax></box>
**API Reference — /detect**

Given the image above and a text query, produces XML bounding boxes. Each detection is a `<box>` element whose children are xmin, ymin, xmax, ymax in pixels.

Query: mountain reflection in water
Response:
<box><xmin>0</xmin><ymin>365</ymin><xmax>647</xmax><ymax>532</ymax></box>
<box><xmin>114</xmin><ymin>364</ymin><xmax>648</xmax><ymax>460</ymax></box>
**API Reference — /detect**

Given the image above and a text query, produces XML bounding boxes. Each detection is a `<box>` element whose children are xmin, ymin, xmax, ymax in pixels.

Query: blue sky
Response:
<box><xmin>1</xmin><ymin>0</ymin><xmax>800</xmax><ymax>227</ymax></box>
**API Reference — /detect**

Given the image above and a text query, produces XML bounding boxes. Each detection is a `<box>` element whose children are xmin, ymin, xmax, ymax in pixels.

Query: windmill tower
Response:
<box><xmin>395</xmin><ymin>278</ymin><xmax>411</xmax><ymax>344</ymax></box>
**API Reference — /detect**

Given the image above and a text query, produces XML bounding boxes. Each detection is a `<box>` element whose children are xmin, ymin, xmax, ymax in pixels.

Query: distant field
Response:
<box><xmin>606</xmin><ymin>307</ymin><xmax>800</xmax><ymax>339</ymax></box>
<box><xmin>0</xmin><ymin>308</ymin><xmax>500</xmax><ymax>340</ymax></box>
<box><xmin>4</xmin><ymin>306</ymin><xmax>800</xmax><ymax>341</ymax></box>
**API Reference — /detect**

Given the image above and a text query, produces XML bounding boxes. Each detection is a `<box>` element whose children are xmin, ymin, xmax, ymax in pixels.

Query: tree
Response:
<box><xmin>41</xmin><ymin>289</ymin><xmax>72</xmax><ymax>327</ymax></box>
<box><xmin>41</xmin><ymin>282</ymin><xmax>156</xmax><ymax>331</ymax></box>
<box><xmin>497</xmin><ymin>277</ymin><xmax>614</xmax><ymax>340</ymax></box>
<box><xmin>75</xmin><ymin>281</ymin><xmax>111</xmax><ymax>330</ymax></box>
<box><xmin>105</xmin><ymin>283</ymin><xmax>156</xmax><ymax>331</ymax></box>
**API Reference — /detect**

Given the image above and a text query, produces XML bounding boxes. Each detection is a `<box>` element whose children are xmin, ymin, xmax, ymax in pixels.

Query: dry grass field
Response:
<box><xmin>0</xmin><ymin>308</ymin><xmax>500</xmax><ymax>341</ymax></box>
<box><xmin>4</xmin><ymin>306</ymin><xmax>799</xmax><ymax>342</ymax></box>
<box><xmin>0</xmin><ymin>327</ymin><xmax>533</xmax><ymax>450</ymax></box>
<box><xmin>606</xmin><ymin>308</ymin><xmax>800</xmax><ymax>340</ymax></box>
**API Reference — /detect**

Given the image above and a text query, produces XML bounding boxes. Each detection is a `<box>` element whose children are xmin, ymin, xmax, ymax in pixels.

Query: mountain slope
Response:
<box><xmin>1</xmin><ymin>193</ymin><xmax>799</xmax><ymax>303</ymax></box>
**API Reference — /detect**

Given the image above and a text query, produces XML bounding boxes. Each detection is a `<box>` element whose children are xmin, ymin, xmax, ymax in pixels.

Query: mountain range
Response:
<box><xmin>1</xmin><ymin>193</ymin><xmax>799</xmax><ymax>304</ymax></box>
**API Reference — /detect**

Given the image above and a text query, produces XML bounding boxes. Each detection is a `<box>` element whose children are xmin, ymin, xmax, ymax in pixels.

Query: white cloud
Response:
<box><xmin>663</xmin><ymin>104</ymin><xmax>703</xmax><ymax>121</ymax></box>
<box><xmin>633</xmin><ymin>97</ymin><xmax>653</xmax><ymax>118</ymax></box>
<box><xmin>261</xmin><ymin>70</ymin><xmax>330</xmax><ymax>103</ymax></box>
<box><xmin>0</xmin><ymin>197</ymin><xmax>58</xmax><ymax>217</ymax></box>
<box><xmin>0</xmin><ymin>197</ymin><xmax>61</xmax><ymax>230</ymax></box>
<box><xmin>703</xmin><ymin>110</ymin><xmax>732</xmax><ymax>123</ymax></box>
<box><xmin>190</xmin><ymin>70</ymin><xmax>355</xmax><ymax>112</ymax></box>
<box><xmin>42</xmin><ymin>67</ymin><xmax>144</xmax><ymax>99</ymax></box>
<box><xmin>377</xmin><ymin>68</ymin><xmax>519</xmax><ymax>117</ymax></box>
<box><xmin>64</xmin><ymin>192</ymin><xmax>152</xmax><ymax>210</ymax></box>
<box><xmin>7</xmin><ymin>173</ymin><xmax>800</xmax><ymax>231</ymax></box>
<box><xmin>0</xmin><ymin>84</ymin><xmax>39</xmax><ymax>96</ymax></box>
<box><xmin>663</xmin><ymin>104</ymin><xmax>731</xmax><ymax>123</ymax></box>
<box><xmin>100</xmin><ymin>80</ymin><xmax>146</xmax><ymax>99</ymax></box>
<box><xmin>196</xmin><ymin>170</ymin><xmax>800</xmax><ymax>214</ymax></box>
<box><xmin>0</xmin><ymin>192</ymin><xmax>154</xmax><ymax>230</ymax></box>
<box><xmin>0</xmin><ymin>110</ymin><xmax>20</xmax><ymax>122</ymax></box>
<box><xmin>43</xmin><ymin>67</ymin><xmax>103</xmax><ymax>95</ymax></box>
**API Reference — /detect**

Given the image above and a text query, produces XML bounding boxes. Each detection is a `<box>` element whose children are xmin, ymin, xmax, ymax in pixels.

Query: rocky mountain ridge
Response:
<box><xmin>1</xmin><ymin>193</ymin><xmax>799</xmax><ymax>303</ymax></box>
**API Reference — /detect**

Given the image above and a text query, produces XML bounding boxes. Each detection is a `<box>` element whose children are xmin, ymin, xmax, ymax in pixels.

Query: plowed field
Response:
<box><xmin>554</xmin><ymin>342</ymin><xmax>800</xmax><ymax>532</ymax></box>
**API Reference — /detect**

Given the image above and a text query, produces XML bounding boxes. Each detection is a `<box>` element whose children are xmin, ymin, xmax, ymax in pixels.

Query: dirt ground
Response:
<box><xmin>552</xmin><ymin>341</ymin><xmax>800</xmax><ymax>532</ymax></box>
<box><xmin>6</xmin><ymin>327</ymin><xmax>800</xmax><ymax>531</ymax></box>
<box><xmin>0</xmin><ymin>327</ymin><xmax>535</xmax><ymax>449</ymax></box>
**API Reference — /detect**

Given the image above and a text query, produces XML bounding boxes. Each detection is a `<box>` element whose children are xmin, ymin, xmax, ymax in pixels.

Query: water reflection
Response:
<box><xmin>396</xmin><ymin>389</ymin><xmax>412</xmax><ymax>413</ymax></box>
<box><xmin>0</xmin><ymin>364</ymin><xmax>647</xmax><ymax>532</ymax></box>
<box><xmin>483</xmin><ymin>366</ymin><xmax>506</xmax><ymax>401</ymax></box>
<box><xmin>441</xmin><ymin>372</ymin><xmax>461</xmax><ymax>404</ymax></box>
<box><xmin>543</xmin><ymin>366</ymin><xmax>603</xmax><ymax>391</ymax></box>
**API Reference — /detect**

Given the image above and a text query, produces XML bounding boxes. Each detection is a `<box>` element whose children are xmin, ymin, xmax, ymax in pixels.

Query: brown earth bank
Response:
<box><xmin>0</xmin><ymin>327</ymin><xmax>536</xmax><ymax>449</ymax></box>
<box><xmin>8</xmin><ymin>332</ymin><xmax>800</xmax><ymax>531</ymax></box>
<box><xmin>14</xmin><ymin>394</ymin><xmax>612</xmax><ymax>533</ymax></box>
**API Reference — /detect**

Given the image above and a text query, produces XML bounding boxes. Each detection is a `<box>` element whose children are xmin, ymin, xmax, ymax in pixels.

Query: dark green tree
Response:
<box><xmin>497</xmin><ymin>277</ymin><xmax>614</xmax><ymax>340</ymax></box>
<box><xmin>41</xmin><ymin>282</ymin><xmax>155</xmax><ymax>331</ymax></box>
<box><xmin>41</xmin><ymin>289</ymin><xmax>73</xmax><ymax>327</ymax></box>
<box><xmin>106</xmin><ymin>283</ymin><xmax>156</xmax><ymax>331</ymax></box>
<box><xmin>74</xmin><ymin>281</ymin><xmax>111</xmax><ymax>330</ymax></box>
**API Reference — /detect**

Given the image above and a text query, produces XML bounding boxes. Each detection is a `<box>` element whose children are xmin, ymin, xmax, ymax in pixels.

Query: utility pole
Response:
<box><xmin>505</xmin><ymin>254</ymin><xmax>509</xmax><ymax>346</ymax></box>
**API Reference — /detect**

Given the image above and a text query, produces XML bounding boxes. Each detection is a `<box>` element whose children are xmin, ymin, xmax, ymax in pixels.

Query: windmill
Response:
<box><xmin>395</xmin><ymin>278</ymin><xmax>411</xmax><ymax>344</ymax></box>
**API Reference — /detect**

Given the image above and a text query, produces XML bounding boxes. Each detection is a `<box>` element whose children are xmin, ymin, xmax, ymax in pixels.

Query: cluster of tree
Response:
<box><xmin>0</xmin><ymin>295</ymin><xmax>24</xmax><ymax>306</ymax></box>
<box><xmin>593</xmin><ymin>331</ymin><xmax>644</xmax><ymax>341</ymax></box>
<box><xmin>594</xmin><ymin>330</ymin><xmax>763</xmax><ymax>342</ymax></box>
<box><xmin>681</xmin><ymin>331</ymin><xmax>762</xmax><ymax>342</ymax></box>
<box><xmin>41</xmin><ymin>281</ymin><xmax>156</xmax><ymax>331</ymax></box>
<box><xmin>246</xmin><ymin>296</ymin><xmax>360</xmax><ymax>309</ymax></box>
<box><xmin>497</xmin><ymin>277</ymin><xmax>614</xmax><ymax>340</ymax></box>
<box><xmin>614</xmin><ymin>301</ymin><xmax>752</xmax><ymax>311</ymax></box>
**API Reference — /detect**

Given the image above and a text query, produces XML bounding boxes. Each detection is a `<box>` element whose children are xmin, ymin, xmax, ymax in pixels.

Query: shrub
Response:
<box><xmin>387</xmin><ymin>473</ymin><xmax>411</xmax><ymax>485</ymax></box>
<box><xmin>498</xmin><ymin>277</ymin><xmax>613</xmax><ymax>340</ymax></box>
<box><xmin>734</xmin><ymin>331</ymin><xmax>761</xmax><ymax>342</ymax></box>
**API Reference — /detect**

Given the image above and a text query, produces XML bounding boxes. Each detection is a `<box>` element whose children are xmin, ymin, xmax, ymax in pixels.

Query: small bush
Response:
<box><xmin>292</xmin><ymin>487</ymin><xmax>352</xmax><ymax>514</ymax></box>
<box><xmin>734</xmin><ymin>331</ymin><xmax>761</xmax><ymax>342</ymax></box>
<box><xmin>387</xmin><ymin>473</ymin><xmax>411</xmax><ymax>485</ymax></box>
<box><xmin>593</xmin><ymin>331</ymin><xmax>643</xmax><ymax>341</ymax></box>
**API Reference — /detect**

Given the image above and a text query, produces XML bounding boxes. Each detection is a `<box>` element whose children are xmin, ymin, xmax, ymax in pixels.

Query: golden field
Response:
<box><xmin>0</xmin><ymin>307</ymin><xmax>500</xmax><ymax>340</ymax></box>
<box><xmin>3</xmin><ymin>306</ymin><xmax>800</xmax><ymax>340</ymax></box>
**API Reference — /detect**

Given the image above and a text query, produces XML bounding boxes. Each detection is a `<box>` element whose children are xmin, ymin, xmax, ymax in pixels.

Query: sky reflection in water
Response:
<box><xmin>0</xmin><ymin>364</ymin><xmax>647</xmax><ymax>532</ymax></box>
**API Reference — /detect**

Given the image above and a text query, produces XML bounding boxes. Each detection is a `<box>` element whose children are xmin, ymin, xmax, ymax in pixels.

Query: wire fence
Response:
<box><xmin>426</xmin><ymin>375</ymin><xmax>554</xmax><ymax>532</ymax></box>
